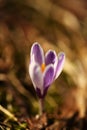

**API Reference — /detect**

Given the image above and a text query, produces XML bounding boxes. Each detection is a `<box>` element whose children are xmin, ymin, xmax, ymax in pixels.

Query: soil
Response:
<box><xmin>17</xmin><ymin>111</ymin><xmax>87</xmax><ymax>130</ymax></box>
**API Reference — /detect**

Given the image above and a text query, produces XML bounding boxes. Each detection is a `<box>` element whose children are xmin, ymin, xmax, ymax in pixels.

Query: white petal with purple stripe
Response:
<box><xmin>54</xmin><ymin>52</ymin><xmax>65</xmax><ymax>79</ymax></box>
<box><xmin>30</xmin><ymin>42</ymin><xmax>44</xmax><ymax>65</ymax></box>
<box><xmin>43</xmin><ymin>64</ymin><xmax>54</xmax><ymax>89</ymax></box>
<box><xmin>45</xmin><ymin>50</ymin><xmax>57</xmax><ymax>65</ymax></box>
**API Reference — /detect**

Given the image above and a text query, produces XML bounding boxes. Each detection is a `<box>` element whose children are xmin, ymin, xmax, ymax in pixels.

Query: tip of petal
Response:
<box><xmin>30</xmin><ymin>42</ymin><xmax>44</xmax><ymax>65</ymax></box>
<box><xmin>32</xmin><ymin>42</ymin><xmax>39</xmax><ymax>46</ymax></box>
<box><xmin>45</xmin><ymin>50</ymin><xmax>57</xmax><ymax>65</ymax></box>
<box><xmin>54</xmin><ymin>52</ymin><xmax>65</xmax><ymax>79</ymax></box>
<box><xmin>58</xmin><ymin>52</ymin><xmax>65</xmax><ymax>59</ymax></box>
<box><xmin>32</xmin><ymin>42</ymin><xmax>42</xmax><ymax>50</ymax></box>
<box><xmin>58</xmin><ymin>52</ymin><xmax>65</xmax><ymax>65</ymax></box>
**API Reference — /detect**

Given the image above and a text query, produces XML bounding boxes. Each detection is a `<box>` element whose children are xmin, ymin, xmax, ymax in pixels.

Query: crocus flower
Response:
<box><xmin>29</xmin><ymin>42</ymin><xmax>65</xmax><ymax>99</ymax></box>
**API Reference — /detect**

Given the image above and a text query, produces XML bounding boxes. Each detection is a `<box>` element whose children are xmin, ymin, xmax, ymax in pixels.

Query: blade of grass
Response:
<box><xmin>0</xmin><ymin>105</ymin><xmax>17</xmax><ymax>121</ymax></box>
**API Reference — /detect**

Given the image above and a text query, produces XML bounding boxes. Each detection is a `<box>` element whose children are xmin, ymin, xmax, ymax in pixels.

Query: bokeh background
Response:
<box><xmin>0</xmin><ymin>0</ymin><xmax>87</xmax><ymax>121</ymax></box>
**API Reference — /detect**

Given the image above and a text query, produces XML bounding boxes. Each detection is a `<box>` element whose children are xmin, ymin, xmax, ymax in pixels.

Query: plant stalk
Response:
<box><xmin>39</xmin><ymin>98</ymin><xmax>44</xmax><ymax>116</ymax></box>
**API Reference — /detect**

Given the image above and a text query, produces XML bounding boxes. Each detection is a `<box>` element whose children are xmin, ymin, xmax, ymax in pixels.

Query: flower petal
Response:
<box><xmin>36</xmin><ymin>88</ymin><xmax>43</xmax><ymax>98</ymax></box>
<box><xmin>43</xmin><ymin>64</ymin><xmax>54</xmax><ymax>89</ymax></box>
<box><xmin>30</xmin><ymin>42</ymin><xmax>44</xmax><ymax>65</ymax></box>
<box><xmin>54</xmin><ymin>52</ymin><xmax>65</xmax><ymax>79</ymax></box>
<box><xmin>29</xmin><ymin>62</ymin><xmax>43</xmax><ymax>95</ymax></box>
<box><xmin>45</xmin><ymin>50</ymin><xmax>57</xmax><ymax>65</ymax></box>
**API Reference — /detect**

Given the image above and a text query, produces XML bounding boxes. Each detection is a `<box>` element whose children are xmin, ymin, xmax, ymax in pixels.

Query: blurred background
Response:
<box><xmin>0</xmin><ymin>0</ymin><xmax>87</xmax><ymax>120</ymax></box>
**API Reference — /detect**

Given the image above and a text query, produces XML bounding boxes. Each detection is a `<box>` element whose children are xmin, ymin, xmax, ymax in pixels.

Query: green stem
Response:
<box><xmin>39</xmin><ymin>98</ymin><xmax>44</xmax><ymax>116</ymax></box>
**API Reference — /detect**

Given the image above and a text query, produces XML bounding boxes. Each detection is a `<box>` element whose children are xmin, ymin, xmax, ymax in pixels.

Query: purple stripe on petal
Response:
<box><xmin>31</xmin><ymin>42</ymin><xmax>44</xmax><ymax>65</ymax></box>
<box><xmin>36</xmin><ymin>87</ymin><xmax>43</xmax><ymax>98</ymax></box>
<box><xmin>36</xmin><ymin>87</ymin><xmax>49</xmax><ymax>98</ymax></box>
<box><xmin>43</xmin><ymin>64</ymin><xmax>54</xmax><ymax>89</ymax></box>
<box><xmin>43</xmin><ymin>86</ymin><xmax>49</xmax><ymax>98</ymax></box>
<box><xmin>45</xmin><ymin>50</ymin><xmax>57</xmax><ymax>65</ymax></box>
<box><xmin>54</xmin><ymin>52</ymin><xmax>65</xmax><ymax>79</ymax></box>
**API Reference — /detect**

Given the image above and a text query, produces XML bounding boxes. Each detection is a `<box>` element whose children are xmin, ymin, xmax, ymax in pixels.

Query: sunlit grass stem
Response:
<box><xmin>0</xmin><ymin>105</ymin><xmax>17</xmax><ymax>121</ymax></box>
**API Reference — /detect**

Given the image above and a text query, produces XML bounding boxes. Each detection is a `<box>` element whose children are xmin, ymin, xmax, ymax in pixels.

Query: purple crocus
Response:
<box><xmin>29</xmin><ymin>42</ymin><xmax>65</xmax><ymax>99</ymax></box>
